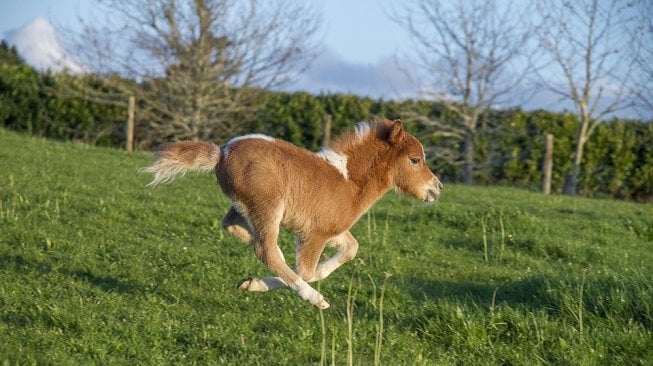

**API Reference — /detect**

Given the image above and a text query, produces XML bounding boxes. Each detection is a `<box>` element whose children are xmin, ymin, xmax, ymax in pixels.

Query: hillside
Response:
<box><xmin>1</xmin><ymin>128</ymin><xmax>652</xmax><ymax>365</ymax></box>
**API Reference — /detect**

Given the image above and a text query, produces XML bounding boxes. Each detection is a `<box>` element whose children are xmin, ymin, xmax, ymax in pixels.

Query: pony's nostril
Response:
<box><xmin>437</xmin><ymin>181</ymin><xmax>443</xmax><ymax>191</ymax></box>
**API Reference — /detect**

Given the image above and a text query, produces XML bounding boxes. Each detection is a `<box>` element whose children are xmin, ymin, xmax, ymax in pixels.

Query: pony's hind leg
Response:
<box><xmin>238</xmin><ymin>234</ymin><xmax>321</xmax><ymax>293</ymax></box>
<box><xmin>237</xmin><ymin>204</ymin><xmax>329</xmax><ymax>309</ymax></box>
<box><xmin>311</xmin><ymin>231</ymin><xmax>359</xmax><ymax>282</ymax></box>
<box><xmin>237</xmin><ymin>244</ymin><xmax>287</xmax><ymax>292</ymax></box>
<box><xmin>221</xmin><ymin>206</ymin><xmax>252</xmax><ymax>243</ymax></box>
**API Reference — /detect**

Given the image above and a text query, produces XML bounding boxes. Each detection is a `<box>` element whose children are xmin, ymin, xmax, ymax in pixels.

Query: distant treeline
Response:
<box><xmin>1</xmin><ymin>42</ymin><xmax>651</xmax><ymax>201</ymax></box>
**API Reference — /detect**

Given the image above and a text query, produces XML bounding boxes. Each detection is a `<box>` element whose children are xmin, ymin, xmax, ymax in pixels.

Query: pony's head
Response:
<box><xmin>384</xmin><ymin>119</ymin><xmax>443</xmax><ymax>202</ymax></box>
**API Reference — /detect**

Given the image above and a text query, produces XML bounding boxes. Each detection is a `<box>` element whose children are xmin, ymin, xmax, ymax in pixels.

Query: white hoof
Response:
<box><xmin>237</xmin><ymin>276</ymin><xmax>269</xmax><ymax>291</ymax></box>
<box><xmin>294</xmin><ymin>280</ymin><xmax>329</xmax><ymax>308</ymax></box>
<box><xmin>237</xmin><ymin>277</ymin><xmax>253</xmax><ymax>290</ymax></box>
<box><xmin>314</xmin><ymin>299</ymin><xmax>330</xmax><ymax>309</ymax></box>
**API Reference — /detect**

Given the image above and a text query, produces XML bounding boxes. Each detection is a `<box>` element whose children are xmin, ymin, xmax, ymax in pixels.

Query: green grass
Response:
<box><xmin>1</xmin><ymin>128</ymin><xmax>652</xmax><ymax>365</ymax></box>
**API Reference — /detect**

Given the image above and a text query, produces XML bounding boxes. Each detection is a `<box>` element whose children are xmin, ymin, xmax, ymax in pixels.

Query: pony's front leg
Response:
<box><xmin>295</xmin><ymin>231</ymin><xmax>358</xmax><ymax>283</ymax></box>
<box><xmin>312</xmin><ymin>231</ymin><xmax>359</xmax><ymax>281</ymax></box>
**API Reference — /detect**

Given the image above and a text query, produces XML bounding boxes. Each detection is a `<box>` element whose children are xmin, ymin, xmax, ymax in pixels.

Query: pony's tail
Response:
<box><xmin>141</xmin><ymin>141</ymin><xmax>220</xmax><ymax>186</ymax></box>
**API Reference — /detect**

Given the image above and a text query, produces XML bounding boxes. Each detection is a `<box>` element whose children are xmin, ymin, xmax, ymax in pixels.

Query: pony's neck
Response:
<box><xmin>334</xmin><ymin>136</ymin><xmax>395</xmax><ymax>213</ymax></box>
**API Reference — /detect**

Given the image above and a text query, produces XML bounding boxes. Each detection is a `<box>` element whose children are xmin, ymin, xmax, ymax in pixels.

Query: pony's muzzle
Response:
<box><xmin>425</xmin><ymin>177</ymin><xmax>443</xmax><ymax>202</ymax></box>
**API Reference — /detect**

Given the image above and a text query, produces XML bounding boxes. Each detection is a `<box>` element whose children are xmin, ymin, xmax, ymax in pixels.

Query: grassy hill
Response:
<box><xmin>1</xmin><ymin>128</ymin><xmax>652</xmax><ymax>365</ymax></box>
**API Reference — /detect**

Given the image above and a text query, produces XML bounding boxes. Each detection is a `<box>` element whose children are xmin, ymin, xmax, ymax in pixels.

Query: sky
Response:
<box><xmin>0</xmin><ymin>0</ymin><xmax>405</xmax><ymax>64</ymax></box>
<box><xmin>0</xmin><ymin>1</ymin><xmax>647</xmax><ymax>119</ymax></box>
<box><xmin>0</xmin><ymin>0</ymin><xmax>416</xmax><ymax>99</ymax></box>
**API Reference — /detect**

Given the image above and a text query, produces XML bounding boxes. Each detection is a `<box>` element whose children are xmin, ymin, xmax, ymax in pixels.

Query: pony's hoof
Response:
<box><xmin>314</xmin><ymin>299</ymin><xmax>330</xmax><ymax>309</ymax></box>
<box><xmin>237</xmin><ymin>277</ymin><xmax>254</xmax><ymax>290</ymax></box>
<box><xmin>238</xmin><ymin>276</ymin><xmax>269</xmax><ymax>291</ymax></box>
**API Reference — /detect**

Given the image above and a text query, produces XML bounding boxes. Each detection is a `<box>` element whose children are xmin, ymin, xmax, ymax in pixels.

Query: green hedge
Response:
<box><xmin>0</xmin><ymin>42</ymin><xmax>125</xmax><ymax>146</ymax></box>
<box><xmin>1</xmin><ymin>41</ymin><xmax>651</xmax><ymax>201</ymax></box>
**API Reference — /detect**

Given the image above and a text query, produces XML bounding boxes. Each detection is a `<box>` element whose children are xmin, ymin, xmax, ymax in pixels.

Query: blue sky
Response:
<box><xmin>0</xmin><ymin>0</ymin><xmax>91</xmax><ymax>35</ymax></box>
<box><xmin>0</xmin><ymin>0</ymin><xmax>405</xmax><ymax>64</ymax></box>
<box><xmin>0</xmin><ymin>1</ymin><xmax>646</xmax><ymax>119</ymax></box>
<box><xmin>0</xmin><ymin>0</ymin><xmax>416</xmax><ymax>99</ymax></box>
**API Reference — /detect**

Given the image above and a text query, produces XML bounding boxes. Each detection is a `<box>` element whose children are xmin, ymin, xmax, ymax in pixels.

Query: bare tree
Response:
<box><xmin>67</xmin><ymin>0</ymin><xmax>321</xmax><ymax>145</ymax></box>
<box><xmin>632</xmin><ymin>1</ymin><xmax>653</xmax><ymax>116</ymax></box>
<box><xmin>392</xmin><ymin>0</ymin><xmax>534</xmax><ymax>184</ymax></box>
<box><xmin>535</xmin><ymin>0</ymin><xmax>638</xmax><ymax>195</ymax></box>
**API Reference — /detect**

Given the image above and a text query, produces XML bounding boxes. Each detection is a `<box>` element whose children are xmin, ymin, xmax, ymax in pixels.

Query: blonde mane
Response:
<box><xmin>329</xmin><ymin>117</ymin><xmax>392</xmax><ymax>155</ymax></box>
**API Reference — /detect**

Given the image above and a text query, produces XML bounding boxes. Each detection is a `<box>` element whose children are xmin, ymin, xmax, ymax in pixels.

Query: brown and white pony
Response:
<box><xmin>143</xmin><ymin>118</ymin><xmax>442</xmax><ymax>309</ymax></box>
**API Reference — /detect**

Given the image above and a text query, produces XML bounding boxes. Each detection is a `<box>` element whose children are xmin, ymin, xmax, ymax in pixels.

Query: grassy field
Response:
<box><xmin>1</xmin><ymin>128</ymin><xmax>652</xmax><ymax>365</ymax></box>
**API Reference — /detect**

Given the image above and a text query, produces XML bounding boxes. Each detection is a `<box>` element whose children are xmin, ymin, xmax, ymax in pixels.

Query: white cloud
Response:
<box><xmin>287</xmin><ymin>47</ymin><xmax>417</xmax><ymax>99</ymax></box>
<box><xmin>4</xmin><ymin>16</ymin><xmax>86</xmax><ymax>73</ymax></box>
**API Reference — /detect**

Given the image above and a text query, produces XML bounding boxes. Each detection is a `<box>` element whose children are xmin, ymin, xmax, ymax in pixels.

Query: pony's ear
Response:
<box><xmin>388</xmin><ymin>119</ymin><xmax>404</xmax><ymax>144</ymax></box>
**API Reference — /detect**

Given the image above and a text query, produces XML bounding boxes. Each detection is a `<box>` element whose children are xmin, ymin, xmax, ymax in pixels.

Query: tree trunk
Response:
<box><xmin>564</xmin><ymin>133</ymin><xmax>587</xmax><ymax>196</ymax></box>
<box><xmin>563</xmin><ymin>164</ymin><xmax>578</xmax><ymax>195</ymax></box>
<box><xmin>462</xmin><ymin>129</ymin><xmax>475</xmax><ymax>184</ymax></box>
<box><xmin>564</xmin><ymin>113</ymin><xmax>590</xmax><ymax>195</ymax></box>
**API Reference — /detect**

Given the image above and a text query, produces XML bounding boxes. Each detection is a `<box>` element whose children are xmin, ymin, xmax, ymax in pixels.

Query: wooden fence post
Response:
<box><xmin>322</xmin><ymin>114</ymin><xmax>332</xmax><ymax>147</ymax></box>
<box><xmin>542</xmin><ymin>134</ymin><xmax>554</xmax><ymax>194</ymax></box>
<box><xmin>126</xmin><ymin>96</ymin><xmax>135</xmax><ymax>152</ymax></box>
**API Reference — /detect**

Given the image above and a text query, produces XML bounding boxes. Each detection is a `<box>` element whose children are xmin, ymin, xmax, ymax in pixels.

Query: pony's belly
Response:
<box><xmin>281</xmin><ymin>206</ymin><xmax>354</xmax><ymax>237</ymax></box>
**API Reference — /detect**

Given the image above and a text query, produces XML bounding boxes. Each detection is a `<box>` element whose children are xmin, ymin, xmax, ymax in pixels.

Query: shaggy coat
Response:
<box><xmin>143</xmin><ymin>118</ymin><xmax>442</xmax><ymax>308</ymax></box>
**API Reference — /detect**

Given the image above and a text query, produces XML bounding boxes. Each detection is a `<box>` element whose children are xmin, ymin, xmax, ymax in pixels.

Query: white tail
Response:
<box><xmin>141</xmin><ymin>141</ymin><xmax>220</xmax><ymax>186</ymax></box>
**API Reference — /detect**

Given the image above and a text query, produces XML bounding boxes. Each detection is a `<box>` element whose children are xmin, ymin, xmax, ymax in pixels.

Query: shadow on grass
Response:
<box><xmin>397</xmin><ymin>272</ymin><xmax>653</xmax><ymax>334</ymax></box>
<box><xmin>555</xmin><ymin>207</ymin><xmax>598</xmax><ymax>219</ymax></box>
<box><xmin>67</xmin><ymin>269</ymin><xmax>140</xmax><ymax>294</ymax></box>
<box><xmin>0</xmin><ymin>253</ymin><xmax>147</xmax><ymax>330</ymax></box>
<box><xmin>400</xmin><ymin>275</ymin><xmax>552</xmax><ymax>309</ymax></box>
<box><xmin>0</xmin><ymin>253</ymin><xmax>142</xmax><ymax>295</ymax></box>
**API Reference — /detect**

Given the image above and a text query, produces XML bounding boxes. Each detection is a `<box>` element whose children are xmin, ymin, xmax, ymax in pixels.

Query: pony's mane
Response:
<box><xmin>329</xmin><ymin>117</ymin><xmax>393</xmax><ymax>154</ymax></box>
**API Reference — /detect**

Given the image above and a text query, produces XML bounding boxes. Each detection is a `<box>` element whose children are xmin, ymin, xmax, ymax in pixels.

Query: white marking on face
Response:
<box><xmin>316</xmin><ymin>148</ymin><xmax>349</xmax><ymax>179</ymax></box>
<box><xmin>223</xmin><ymin>134</ymin><xmax>275</xmax><ymax>158</ymax></box>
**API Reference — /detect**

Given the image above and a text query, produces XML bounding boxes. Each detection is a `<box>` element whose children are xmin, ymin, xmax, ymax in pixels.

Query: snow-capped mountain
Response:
<box><xmin>3</xmin><ymin>16</ymin><xmax>86</xmax><ymax>73</ymax></box>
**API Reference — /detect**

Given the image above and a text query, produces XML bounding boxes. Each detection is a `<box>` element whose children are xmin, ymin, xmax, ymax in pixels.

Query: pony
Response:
<box><xmin>142</xmin><ymin>118</ymin><xmax>443</xmax><ymax>309</ymax></box>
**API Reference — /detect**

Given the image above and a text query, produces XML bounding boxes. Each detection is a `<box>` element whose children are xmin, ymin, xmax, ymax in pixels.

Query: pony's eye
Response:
<box><xmin>409</xmin><ymin>157</ymin><xmax>420</xmax><ymax>165</ymax></box>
